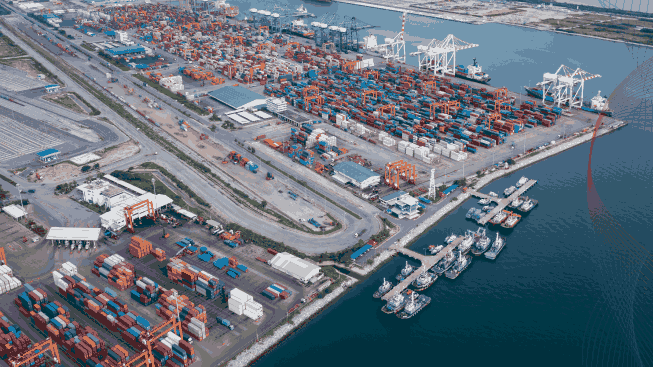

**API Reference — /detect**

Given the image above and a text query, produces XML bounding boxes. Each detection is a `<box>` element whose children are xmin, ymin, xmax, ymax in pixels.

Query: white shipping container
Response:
<box><xmin>229</xmin><ymin>303</ymin><xmax>244</xmax><ymax>315</ymax></box>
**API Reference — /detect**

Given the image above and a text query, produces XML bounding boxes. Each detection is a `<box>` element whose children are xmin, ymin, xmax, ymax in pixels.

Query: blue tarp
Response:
<box><xmin>351</xmin><ymin>244</ymin><xmax>373</xmax><ymax>260</ymax></box>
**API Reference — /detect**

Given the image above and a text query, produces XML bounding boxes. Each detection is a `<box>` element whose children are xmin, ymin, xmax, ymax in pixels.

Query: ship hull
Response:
<box><xmin>485</xmin><ymin>238</ymin><xmax>506</xmax><ymax>260</ymax></box>
<box><xmin>501</xmin><ymin>218</ymin><xmax>520</xmax><ymax>229</ymax></box>
<box><xmin>398</xmin><ymin>298</ymin><xmax>431</xmax><ymax>319</ymax></box>
<box><xmin>455</xmin><ymin>71</ymin><xmax>490</xmax><ymax>85</ymax></box>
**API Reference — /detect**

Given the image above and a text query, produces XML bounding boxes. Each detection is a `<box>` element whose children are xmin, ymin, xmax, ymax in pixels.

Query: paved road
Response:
<box><xmin>0</xmin><ymin>16</ymin><xmax>382</xmax><ymax>254</ymax></box>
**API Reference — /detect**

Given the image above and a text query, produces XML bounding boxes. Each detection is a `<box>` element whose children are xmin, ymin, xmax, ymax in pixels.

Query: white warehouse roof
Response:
<box><xmin>269</xmin><ymin>252</ymin><xmax>321</xmax><ymax>283</ymax></box>
<box><xmin>46</xmin><ymin>227</ymin><xmax>102</xmax><ymax>241</ymax></box>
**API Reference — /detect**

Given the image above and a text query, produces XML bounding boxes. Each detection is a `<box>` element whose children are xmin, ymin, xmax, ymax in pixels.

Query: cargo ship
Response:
<box><xmin>445</xmin><ymin>252</ymin><xmax>472</xmax><ymax>280</ymax></box>
<box><xmin>471</xmin><ymin>228</ymin><xmax>492</xmax><ymax>256</ymax></box>
<box><xmin>581</xmin><ymin>91</ymin><xmax>613</xmax><ymax>117</ymax></box>
<box><xmin>217</xmin><ymin>0</ymin><xmax>239</xmax><ymax>17</ymax></box>
<box><xmin>381</xmin><ymin>289</ymin><xmax>410</xmax><ymax>314</ymax></box>
<box><xmin>428</xmin><ymin>244</ymin><xmax>444</xmax><ymax>255</ymax></box>
<box><xmin>457</xmin><ymin>231</ymin><xmax>474</xmax><ymax>254</ymax></box>
<box><xmin>287</xmin><ymin>19</ymin><xmax>315</xmax><ymax>39</ymax></box>
<box><xmin>412</xmin><ymin>271</ymin><xmax>437</xmax><ymax>291</ymax></box>
<box><xmin>373</xmin><ymin>278</ymin><xmax>393</xmax><ymax>298</ymax></box>
<box><xmin>485</xmin><ymin>233</ymin><xmax>506</xmax><ymax>260</ymax></box>
<box><xmin>398</xmin><ymin>293</ymin><xmax>431</xmax><ymax>319</ymax></box>
<box><xmin>396</xmin><ymin>261</ymin><xmax>415</xmax><ymax>281</ymax></box>
<box><xmin>489</xmin><ymin>210</ymin><xmax>510</xmax><ymax>225</ymax></box>
<box><xmin>432</xmin><ymin>250</ymin><xmax>456</xmax><ymax>275</ymax></box>
<box><xmin>501</xmin><ymin>212</ymin><xmax>521</xmax><ymax>229</ymax></box>
<box><xmin>524</xmin><ymin>86</ymin><xmax>554</xmax><ymax>103</ymax></box>
<box><xmin>455</xmin><ymin>58</ymin><xmax>491</xmax><ymax>84</ymax></box>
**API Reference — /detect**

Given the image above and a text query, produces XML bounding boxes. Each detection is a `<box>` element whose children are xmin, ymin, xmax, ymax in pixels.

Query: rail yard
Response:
<box><xmin>0</xmin><ymin>0</ymin><xmax>624</xmax><ymax>365</ymax></box>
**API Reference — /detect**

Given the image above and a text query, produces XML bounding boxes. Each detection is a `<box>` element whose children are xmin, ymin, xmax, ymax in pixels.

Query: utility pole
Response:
<box><xmin>151</xmin><ymin>178</ymin><xmax>156</xmax><ymax>214</ymax></box>
<box><xmin>15</xmin><ymin>184</ymin><xmax>24</xmax><ymax>216</ymax></box>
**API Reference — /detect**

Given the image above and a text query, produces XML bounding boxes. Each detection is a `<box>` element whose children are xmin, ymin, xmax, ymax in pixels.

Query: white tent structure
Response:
<box><xmin>269</xmin><ymin>253</ymin><xmax>321</xmax><ymax>283</ymax></box>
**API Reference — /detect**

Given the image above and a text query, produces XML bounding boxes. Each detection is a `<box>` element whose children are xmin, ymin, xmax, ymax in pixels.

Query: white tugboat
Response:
<box><xmin>396</xmin><ymin>261</ymin><xmax>415</xmax><ymax>281</ymax></box>
<box><xmin>485</xmin><ymin>233</ymin><xmax>506</xmax><ymax>260</ymax></box>
<box><xmin>412</xmin><ymin>271</ymin><xmax>437</xmax><ymax>291</ymax></box>
<box><xmin>445</xmin><ymin>251</ymin><xmax>472</xmax><ymax>279</ymax></box>
<box><xmin>504</xmin><ymin>186</ymin><xmax>517</xmax><ymax>196</ymax></box>
<box><xmin>382</xmin><ymin>289</ymin><xmax>410</xmax><ymax>314</ymax></box>
<box><xmin>516</xmin><ymin>176</ymin><xmax>528</xmax><ymax>187</ymax></box>
<box><xmin>373</xmin><ymin>278</ymin><xmax>393</xmax><ymax>298</ymax></box>
<box><xmin>398</xmin><ymin>292</ymin><xmax>431</xmax><ymax>319</ymax></box>
<box><xmin>457</xmin><ymin>231</ymin><xmax>475</xmax><ymax>255</ymax></box>
<box><xmin>428</xmin><ymin>244</ymin><xmax>444</xmax><ymax>255</ymax></box>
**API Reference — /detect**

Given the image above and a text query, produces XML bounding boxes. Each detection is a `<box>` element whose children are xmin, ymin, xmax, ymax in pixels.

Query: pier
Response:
<box><xmin>470</xmin><ymin>179</ymin><xmax>538</xmax><ymax>225</ymax></box>
<box><xmin>382</xmin><ymin>236</ymin><xmax>464</xmax><ymax>301</ymax></box>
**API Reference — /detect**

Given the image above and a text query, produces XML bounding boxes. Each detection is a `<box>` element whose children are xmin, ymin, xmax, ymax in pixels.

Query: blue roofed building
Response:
<box><xmin>207</xmin><ymin>86</ymin><xmax>267</xmax><ymax>110</ymax></box>
<box><xmin>44</xmin><ymin>84</ymin><xmax>60</xmax><ymax>93</ymax></box>
<box><xmin>332</xmin><ymin>161</ymin><xmax>380</xmax><ymax>189</ymax></box>
<box><xmin>380</xmin><ymin>190</ymin><xmax>409</xmax><ymax>206</ymax></box>
<box><xmin>36</xmin><ymin>149</ymin><xmax>60</xmax><ymax>163</ymax></box>
<box><xmin>442</xmin><ymin>184</ymin><xmax>458</xmax><ymax>196</ymax></box>
<box><xmin>105</xmin><ymin>45</ymin><xmax>145</xmax><ymax>57</ymax></box>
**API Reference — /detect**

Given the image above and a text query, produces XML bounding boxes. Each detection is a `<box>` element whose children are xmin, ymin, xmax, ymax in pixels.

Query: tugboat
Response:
<box><xmin>432</xmin><ymin>250</ymin><xmax>456</xmax><ymax>275</ymax></box>
<box><xmin>445</xmin><ymin>251</ymin><xmax>472</xmax><ymax>279</ymax></box>
<box><xmin>488</xmin><ymin>192</ymin><xmax>498</xmax><ymax>197</ymax></box>
<box><xmin>429</xmin><ymin>244</ymin><xmax>444</xmax><ymax>255</ymax></box>
<box><xmin>444</xmin><ymin>234</ymin><xmax>457</xmax><ymax>244</ymax></box>
<box><xmin>520</xmin><ymin>199</ymin><xmax>537</xmax><ymax>212</ymax></box>
<box><xmin>501</xmin><ymin>212</ymin><xmax>521</xmax><ymax>229</ymax></box>
<box><xmin>373</xmin><ymin>278</ymin><xmax>393</xmax><ymax>298</ymax></box>
<box><xmin>485</xmin><ymin>233</ymin><xmax>506</xmax><ymax>260</ymax></box>
<box><xmin>466</xmin><ymin>208</ymin><xmax>482</xmax><ymax>221</ymax></box>
<box><xmin>516</xmin><ymin>176</ymin><xmax>528</xmax><ymax>188</ymax></box>
<box><xmin>504</xmin><ymin>186</ymin><xmax>517</xmax><ymax>196</ymax></box>
<box><xmin>489</xmin><ymin>210</ymin><xmax>510</xmax><ymax>225</ymax></box>
<box><xmin>396</xmin><ymin>261</ymin><xmax>415</xmax><ymax>281</ymax></box>
<box><xmin>398</xmin><ymin>292</ymin><xmax>431</xmax><ymax>319</ymax></box>
<box><xmin>455</xmin><ymin>58</ymin><xmax>491</xmax><ymax>84</ymax></box>
<box><xmin>471</xmin><ymin>228</ymin><xmax>492</xmax><ymax>256</ymax></box>
<box><xmin>412</xmin><ymin>271</ymin><xmax>437</xmax><ymax>291</ymax></box>
<box><xmin>457</xmin><ymin>231</ymin><xmax>475</xmax><ymax>255</ymax></box>
<box><xmin>482</xmin><ymin>205</ymin><xmax>495</xmax><ymax>212</ymax></box>
<box><xmin>382</xmin><ymin>289</ymin><xmax>409</xmax><ymax>314</ymax></box>
<box><xmin>509</xmin><ymin>196</ymin><xmax>524</xmax><ymax>209</ymax></box>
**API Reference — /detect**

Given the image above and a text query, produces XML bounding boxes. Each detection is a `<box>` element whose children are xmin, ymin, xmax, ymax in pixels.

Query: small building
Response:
<box><xmin>105</xmin><ymin>45</ymin><xmax>146</xmax><ymax>57</ymax></box>
<box><xmin>46</xmin><ymin>227</ymin><xmax>101</xmax><ymax>248</ymax></box>
<box><xmin>442</xmin><ymin>184</ymin><xmax>459</xmax><ymax>196</ymax></box>
<box><xmin>44</xmin><ymin>84</ymin><xmax>60</xmax><ymax>93</ymax></box>
<box><xmin>100</xmin><ymin>193</ymin><xmax>173</xmax><ymax>230</ymax></box>
<box><xmin>207</xmin><ymin>86</ymin><xmax>267</xmax><ymax>110</ymax></box>
<box><xmin>388</xmin><ymin>195</ymin><xmax>420</xmax><ymax>219</ymax></box>
<box><xmin>332</xmin><ymin>161</ymin><xmax>380</xmax><ymax>189</ymax></box>
<box><xmin>76</xmin><ymin>179</ymin><xmax>136</xmax><ymax>209</ymax></box>
<box><xmin>269</xmin><ymin>252</ymin><xmax>321</xmax><ymax>283</ymax></box>
<box><xmin>380</xmin><ymin>190</ymin><xmax>409</xmax><ymax>207</ymax></box>
<box><xmin>2</xmin><ymin>204</ymin><xmax>27</xmax><ymax>220</ymax></box>
<box><xmin>36</xmin><ymin>148</ymin><xmax>60</xmax><ymax>163</ymax></box>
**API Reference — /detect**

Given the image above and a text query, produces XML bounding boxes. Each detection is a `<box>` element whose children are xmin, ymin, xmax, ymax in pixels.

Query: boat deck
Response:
<box><xmin>470</xmin><ymin>179</ymin><xmax>538</xmax><ymax>225</ymax></box>
<box><xmin>382</xmin><ymin>236</ymin><xmax>464</xmax><ymax>301</ymax></box>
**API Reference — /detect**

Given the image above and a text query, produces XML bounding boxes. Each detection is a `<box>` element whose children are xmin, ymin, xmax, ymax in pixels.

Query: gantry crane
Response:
<box><xmin>123</xmin><ymin>199</ymin><xmax>155</xmax><ymax>234</ymax></box>
<box><xmin>539</xmin><ymin>64</ymin><xmax>601</xmax><ymax>109</ymax></box>
<box><xmin>361</xmin><ymin>90</ymin><xmax>380</xmax><ymax>104</ymax></box>
<box><xmin>340</xmin><ymin>16</ymin><xmax>377</xmax><ymax>53</ymax></box>
<box><xmin>8</xmin><ymin>337</ymin><xmax>60</xmax><ymax>367</ymax></box>
<box><xmin>376</xmin><ymin>104</ymin><xmax>396</xmax><ymax>116</ymax></box>
<box><xmin>385</xmin><ymin>160</ymin><xmax>416</xmax><ymax>190</ymax></box>
<box><xmin>410</xmin><ymin>34</ymin><xmax>478</xmax><ymax>76</ymax></box>
<box><xmin>373</xmin><ymin>12</ymin><xmax>407</xmax><ymax>63</ymax></box>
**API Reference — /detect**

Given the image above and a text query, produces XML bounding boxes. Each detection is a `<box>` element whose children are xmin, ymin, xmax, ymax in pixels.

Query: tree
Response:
<box><xmin>454</xmin><ymin>178</ymin><xmax>467</xmax><ymax>187</ymax></box>
<box><xmin>259</xmin><ymin>200</ymin><xmax>267</xmax><ymax>209</ymax></box>
<box><xmin>93</xmin><ymin>163</ymin><xmax>100</xmax><ymax>170</ymax></box>
<box><xmin>81</xmin><ymin>165</ymin><xmax>91</xmax><ymax>172</ymax></box>
<box><xmin>507</xmin><ymin>158</ymin><xmax>516</xmax><ymax>165</ymax></box>
<box><xmin>366</xmin><ymin>259</ymin><xmax>374</xmax><ymax>265</ymax></box>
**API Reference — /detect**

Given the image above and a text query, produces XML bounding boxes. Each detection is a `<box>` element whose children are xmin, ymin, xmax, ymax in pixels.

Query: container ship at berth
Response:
<box><xmin>382</xmin><ymin>289</ymin><xmax>410</xmax><ymax>314</ymax></box>
<box><xmin>373</xmin><ymin>278</ymin><xmax>393</xmax><ymax>298</ymax></box>
<box><xmin>412</xmin><ymin>271</ymin><xmax>437</xmax><ymax>291</ymax></box>
<box><xmin>432</xmin><ymin>251</ymin><xmax>456</xmax><ymax>275</ymax></box>
<box><xmin>485</xmin><ymin>233</ymin><xmax>506</xmax><ymax>260</ymax></box>
<box><xmin>398</xmin><ymin>293</ymin><xmax>431</xmax><ymax>319</ymax></box>
<box><xmin>501</xmin><ymin>212</ymin><xmax>521</xmax><ymax>229</ymax></box>
<box><xmin>445</xmin><ymin>252</ymin><xmax>472</xmax><ymax>280</ymax></box>
<box><xmin>396</xmin><ymin>261</ymin><xmax>415</xmax><ymax>281</ymax></box>
<box><xmin>524</xmin><ymin>87</ymin><xmax>612</xmax><ymax>117</ymax></box>
<box><xmin>455</xmin><ymin>59</ymin><xmax>491</xmax><ymax>84</ymax></box>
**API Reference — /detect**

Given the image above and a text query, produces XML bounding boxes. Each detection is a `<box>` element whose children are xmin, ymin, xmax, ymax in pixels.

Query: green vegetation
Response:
<box><xmin>224</xmin><ymin>223</ymin><xmax>307</xmax><ymax>259</ymax></box>
<box><xmin>454</xmin><ymin>178</ymin><xmax>467</xmax><ymax>187</ymax></box>
<box><xmin>0</xmin><ymin>35</ymin><xmax>25</xmax><ymax>58</ymax></box>
<box><xmin>0</xmin><ymin>173</ymin><xmax>16</xmax><ymax>186</ymax></box>
<box><xmin>209</xmin><ymin>124</ymin><xmax>217</xmax><ymax>132</ymax></box>
<box><xmin>507</xmin><ymin>158</ymin><xmax>516</xmax><ymax>165</ymax></box>
<box><xmin>97</xmin><ymin>49</ymin><xmax>130</xmax><ymax>71</ymax></box>
<box><xmin>31</xmin><ymin>58</ymin><xmax>61</xmax><ymax>84</ymax></box>
<box><xmin>80</xmin><ymin>43</ymin><xmax>95</xmax><ymax>52</ymax></box>
<box><xmin>209</xmin><ymin>114</ymin><xmax>221</xmax><ymax>122</ymax></box>
<box><xmin>76</xmin><ymin>199</ymin><xmax>109</xmax><ymax>214</ymax></box>
<box><xmin>46</xmin><ymin>94</ymin><xmax>85</xmax><ymax>114</ymax></box>
<box><xmin>55</xmin><ymin>181</ymin><xmax>77</xmax><ymax>195</ymax></box>
<box><xmin>253</xmin><ymin>154</ymin><xmax>362</xmax><ymax>220</ymax></box>
<box><xmin>70</xmin><ymin>92</ymin><xmax>101</xmax><ymax>115</ymax></box>
<box><xmin>221</xmin><ymin>121</ymin><xmax>236</xmax><ymax>130</ymax></box>
<box><xmin>382</xmin><ymin>217</ymin><xmax>395</xmax><ymax>229</ymax></box>
<box><xmin>134</xmin><ymin>74</ymin><xmax>209</xmax><ymax>116</ymax></box>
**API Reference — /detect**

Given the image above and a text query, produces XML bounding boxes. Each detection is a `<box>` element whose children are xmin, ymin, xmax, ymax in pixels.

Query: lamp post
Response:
<box><xmin>15</xmin><ymin>184</ymin><xmax>24</xmax><ymax>217</ymax></box>
<box><xmin>151</xmin><ymin>178</ymin><xmax>156</xmax><ymax>214</ymax></box>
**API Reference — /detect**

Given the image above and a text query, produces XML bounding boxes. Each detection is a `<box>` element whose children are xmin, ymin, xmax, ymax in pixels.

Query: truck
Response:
<box><xmin>216</xmin><ymin>316</ymin><xmax>234</xmax><ymax>330</ymax></box>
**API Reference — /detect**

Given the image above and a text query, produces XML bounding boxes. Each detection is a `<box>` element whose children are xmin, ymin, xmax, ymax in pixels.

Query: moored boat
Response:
<box><xmin>489</xmin><ymin>210</ymin><xmax>510</xmax><ymax>225</ymax></box>
<box><xmin>485</xmin><ymin>233</ymin><xmax>506</xmax><ymax>260</ymax></box>
<box><xmin>444</xmin><ymin>234</ymin><xmax>457</xmax><ymax>244</ymax></box>
<box><xmin>509</xmin><ymin>196</ymin><xmax>524</xmax><ymax>209</ymax></box>
<box><xmin>519</xmin><ymin>199</ymin><xmax>537</xmax><ymax>212</ymax></box>
<box><xmin>381</xmin><ymin>289</ymin><xmax>410</xmax><ymax>314</ymax></box>
<box><xmin>445</xmin><ymin>252</ymin><xmax>472</xmax><ymax>279</ymax></box>
<box><xmin>432</xmin><ymin>250</ymin><xmax>456</xmax><ymax>275</ymax></box>
<box><xmin>396</xmin><ymin>261</ymin><xmax>415</xmax><ymax>281</ymax></box>
<box><xmin>411</xmin><ymin>271</ymin><xmax>437</xmax><ymax>291</ymax></box>
<box><xmin>504</xmin><ymin>186</ymin><xmax>517</xmax><ymax>196</ymax></box>
<box><xmin>398</xmin><ymin>293</ymin><xmax>431</xmax><ymax>319</ymax></box>
<box><xmin>457</xmin><ymin>231</ymin><xmax>474</xmax><ymax>254</ymax></box>
<box><xmin>471</xmin><ymin>228</ymin><xmax>492</xmax><ymax>256</ymax></box>
<box><xmin>501</xmin><ymin>212</ymin><xmax>521</xmax><ymax>229</ymax></box>
<box><xmin>373</xmin><ymin>278</ymin><xmax>393</xmax><ymax>298</ymax></box>
<box><xmin>429</xmin><ymin>244</ymin><xmax>444</xmax><ymax>255</ymax></box>
<box><xmin>516</xmin><ymin>176</ymin><xmax>528</xmax><ymax>187</ymax></box>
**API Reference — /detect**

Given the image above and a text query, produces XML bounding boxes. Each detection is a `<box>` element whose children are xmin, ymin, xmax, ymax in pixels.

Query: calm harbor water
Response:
<box><xmin>225</xmin><ymin>1</ymin><xmax>653</xmax><ymax>365</ymax></box>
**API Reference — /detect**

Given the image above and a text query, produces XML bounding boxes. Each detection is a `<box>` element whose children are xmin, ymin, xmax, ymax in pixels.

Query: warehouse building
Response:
<box><xmin>100</xmin><ymin>193</ymin><xmax>173</xmax><ymax>230</ymax></box>
<box><xmin>105</xmin><ymin>45</ymin><xmax>146</xmax><ymax>57</ymax></box>
<box><xmin>269</xmin><ymin>252</ymin><xmax>321</xmax><ymax>284</ymax></box>
<box><xmin>207</xmin><ymin>86</ymin><xmax>267</xmax><ymax>110</ymax></box>
<box><xmin>332</xmin><ymin>161</ymin><xmax>380</xmax><ymax>189</ymax></box>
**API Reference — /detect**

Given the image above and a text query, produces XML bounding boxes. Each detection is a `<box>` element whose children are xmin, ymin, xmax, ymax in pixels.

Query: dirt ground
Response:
<box><xmin>0</xmin><ymin>36</ymin><xmax>25</xmax><ymax>58</ymax></box>
<box><xmin>2</xmin><ymin>57</ymin><xmax>40</xmax><ymax>79</ymax></box>
<box><xmin>31</xmin><ymin>140</ymin><xmax>141</xmax><ymax>182</ymax></box>
<box><xmin>43</xmin><ymin>93</ymin><xmax>87</xmax><ymax>115</ymax></box>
